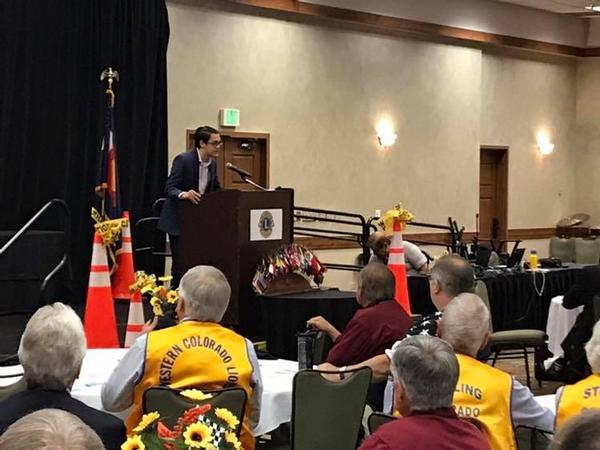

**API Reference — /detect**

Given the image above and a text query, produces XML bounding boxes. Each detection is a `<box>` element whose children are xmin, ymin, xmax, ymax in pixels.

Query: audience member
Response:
<box><xmin>321</xmin><ymin>254</ymin><xmax>475</xmax><ymax>383</ymax></box>
<box><xmin>440</xmin><ymin>293</ymin><xmax>554</xmax><ymax>450</ymax></box>
<box><xmin>555</xmin><ymin>318</ymin><xmax>600</xmax><ymax>428</ymax></box>
<box><xmin>0</xmin><ymin>303</ymin><xmax>125</xmax><ymax>450</ymax></box>
<box><xmin>102</xmin><ymin>265</ymin><xmax>262</xmax><ymax>450</ymax></box>
<box><xmin>307</xmin><ymin>263</ymin><xmax>412</xmax><ymax>409</ymax></box>
<box><xmin>550</xmin><ymin>410</ymin><xmax>600</xmax><ymax>450</ymax></box>
<box><xmin>0</xmin><ymin>408</ymin><xmax>105</xmax><ymax>450</ymax></box>
<box><xmin>367</xmin><ymin>231</ymin><xmax>428</xmax><ymax>275</ymax></box>
<box><xmin>358</xmin><ymin>335</ymin><xmax>490</xmax><ymax>450</ymax></box>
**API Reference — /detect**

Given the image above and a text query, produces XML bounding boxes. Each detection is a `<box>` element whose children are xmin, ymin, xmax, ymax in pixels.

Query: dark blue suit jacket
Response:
<box><xmin>0</xmin><ymin>389</ymin><xmax>126</xmax><ymax>450</ymax></box>
<box><xmin>158</xmin><ymin>149</ymin><xmax>221</xmax><ymax>235</ymax></box>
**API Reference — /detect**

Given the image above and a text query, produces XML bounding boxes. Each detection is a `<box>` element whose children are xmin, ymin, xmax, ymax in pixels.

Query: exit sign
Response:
<box><xmin>220</xmin><ymin>108</ymin><xmax>240</xmax><ymax>127</ymax></box>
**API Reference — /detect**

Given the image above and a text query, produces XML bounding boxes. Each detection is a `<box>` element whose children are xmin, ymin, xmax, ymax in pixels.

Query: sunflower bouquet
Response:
<box><xmin>130</xmin><ymin>271</ymin><xmax>179</xmax><ymax>319</ymax></box>
<box><xmin>122</xmin><ymin>390</ymin><xmax>242</xmax><ymax>450</ymax></box>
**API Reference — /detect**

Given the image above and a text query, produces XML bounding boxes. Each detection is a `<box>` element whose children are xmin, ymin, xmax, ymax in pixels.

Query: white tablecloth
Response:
<box><xmin>546</xmin><ymin>295</ymin><xmax>583</xmax><ymax>360</ymax></box>
<box><xmin>0</xmin><ymin>348</ymin><xmax>297</xmax><ymax>437</ymax></box>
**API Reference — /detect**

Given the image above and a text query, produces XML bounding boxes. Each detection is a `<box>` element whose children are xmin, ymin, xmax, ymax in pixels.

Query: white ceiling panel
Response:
<box><xmin>493</xmin><ymin>0</ymin><xmax>597</xmax><ymax>14</ymax></box>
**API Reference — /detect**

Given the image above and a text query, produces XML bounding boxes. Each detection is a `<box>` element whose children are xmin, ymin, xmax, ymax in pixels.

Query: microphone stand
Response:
<box><xmin>240</xmin><ymin>175</ymin><xmax>270</xmax><ymax>191</ymax></box>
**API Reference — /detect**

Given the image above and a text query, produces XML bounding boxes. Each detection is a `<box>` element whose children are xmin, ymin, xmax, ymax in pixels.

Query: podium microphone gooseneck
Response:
<box><xmin>225</xmin><ymin>162</ymin><xmax>269</xmax><ymax>191</ymax></box>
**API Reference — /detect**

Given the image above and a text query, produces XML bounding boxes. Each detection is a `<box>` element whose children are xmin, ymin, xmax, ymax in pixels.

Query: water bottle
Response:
<box><xmin>529</xmin><ymin>249</ymin><xmax>538</xmax><ymax>270</ymax></box>
<box><xmin>297</xmin><ymin>330</ymin><xmax>315</xmax><ymax>370</ymax></box>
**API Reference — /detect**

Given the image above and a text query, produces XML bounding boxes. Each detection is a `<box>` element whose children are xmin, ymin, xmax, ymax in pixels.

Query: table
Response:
<box><xmin>0</xmin><ymin>349</ymin><xmax>298</xmax><ymax>437</ymax></box>
<box><xmin>546</xmin><ymin>295</ymin><xmax>583</xmax><ymax>360</ymax></box>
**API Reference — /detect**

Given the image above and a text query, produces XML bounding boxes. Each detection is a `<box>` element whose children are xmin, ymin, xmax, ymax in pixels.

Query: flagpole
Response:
<box><xmin>99</xmin><ymin>67</ymin><xmax>119</xmax><ymax>218</ymax></box>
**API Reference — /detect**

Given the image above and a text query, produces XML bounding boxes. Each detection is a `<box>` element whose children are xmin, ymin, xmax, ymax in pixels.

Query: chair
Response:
<box><xmin>367</xmin><ymin>412</ymin><xmax>395</xmax><ymax>434</ymax></box>
<box><xmin>474</xmin><ymin>281</ymin><xmax>547</xmax><ymax>388</ymax></box>
<box><xmin>515</xmin><ymin>425</ymin><xmax>552</xmax><ymax>450</ymax></box>
<box><xmin>291</xmin><ymin>367</ymin><xmax>372</xmax><ymax>450</ymax></box>
<box><xmin>0</xmin><ymin>376</ymin><xmax>27</xmax><ymax>402</ymax></box>
<box><xmin>133</xmin><ymin>198</ymin><xmax>169</xmax><ymax>276</ymax></box>
<box><xmin>143</xmin><ymin>386</ymin><xmax>247</xmax><ymax>434</ymax></box>
<box><xmin>550</xmin><ymin>237</ymin><xmax>575</xmax><ymax>263</ymax></box>
<box><xmin>574</xmin><ymin>238</ymin><xmax>600</xmax><ymax>265</ymax></box>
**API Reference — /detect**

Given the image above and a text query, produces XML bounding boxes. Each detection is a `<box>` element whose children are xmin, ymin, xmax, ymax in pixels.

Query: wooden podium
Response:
<box><xmin>179</xmin><ymin>188</ymin><xmax>294</xmax><ymax>330</ymax></box>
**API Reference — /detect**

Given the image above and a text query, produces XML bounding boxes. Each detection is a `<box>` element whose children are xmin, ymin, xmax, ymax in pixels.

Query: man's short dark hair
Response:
<box><xmin>430</xmin><ymin>254</ymin><xmax>474</xmax><ymax>297</ymax></box>
<box><xmin>194</xmin><ymin>126</ymin><xmax>219</xmax><ymax>148</ymax></box>
<box><xmin>358</xmin><ymin>263</ymin><xmax>395</xmax><ymax>302</ymax></box>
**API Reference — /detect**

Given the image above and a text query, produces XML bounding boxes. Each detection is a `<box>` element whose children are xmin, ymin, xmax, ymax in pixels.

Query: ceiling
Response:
<box><xmin>494</xmin><ymin>0</ymin><xmax>597</xmax><ymax>14</ymax></box>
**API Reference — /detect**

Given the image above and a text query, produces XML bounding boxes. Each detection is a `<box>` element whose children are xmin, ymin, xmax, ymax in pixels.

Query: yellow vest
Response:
<box><xmin>453</xmin><ymin>354</ymin><xmax>516</xmax><ymax>450</ymax></box>
<box><xmin>556</xmin><ymin>373</ymin><xmax>600</xmax><ymax>429</ymax></box>
<box><xmin>127</xmin><ymin>321</ymin><xmax>255</xmax><ymax>450</ymax></box>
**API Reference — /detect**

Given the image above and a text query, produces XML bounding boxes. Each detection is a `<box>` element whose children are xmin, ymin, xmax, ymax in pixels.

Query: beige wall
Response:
<box><xmin>166</xmin><ymin>2</ymin><xmax>590</xmax><ymax>289</ymax></box>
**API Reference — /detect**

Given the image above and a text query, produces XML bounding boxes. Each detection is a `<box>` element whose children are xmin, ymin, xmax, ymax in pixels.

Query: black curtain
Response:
<box><xmin>0</xmin><ymin>0</ymin><xmax>169</xmax><ymax>304</ymax></box>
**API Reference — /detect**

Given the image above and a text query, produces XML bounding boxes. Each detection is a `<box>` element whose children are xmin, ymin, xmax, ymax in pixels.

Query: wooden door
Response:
<box><xmin>479</xmin><ymin>147</ymin><xmax>508</xmax><ymax>244</ymax></box>
<box><xmin>186</xmin><ymin>130</ymin><xmax>269</xmax><ymax>190</ymax></box>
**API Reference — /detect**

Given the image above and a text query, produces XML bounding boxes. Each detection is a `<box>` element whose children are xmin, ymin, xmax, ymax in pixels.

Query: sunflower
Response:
<box><xmin>166</xmin><ymin>290</ymin><xmax>179</xmax><ymax>304</ymax></box>
<box><xmin>121</xmin><ymin>435</ymin><xmax>145</xmax><ymax>450</ymax></box>
<box><xmin>152</xmin><ymin>302</ymin><xmax>164</xmax><ymax>316</ymax></box>
<box><xmin>132</xmin><ymin>411</ymin><xmax>161</xmax><ymax>433</ymax></box>
<box><xmin>180</xmin><ymin>389</ymin><xmax>213</xmax><ymax>401</ymax></box>
<box><xmin>215</xmin><ymin>408</ymin><xmax>240</xmax><ymax>429</ymax></box>
<box><xmin>224</xmin><ymin>431</ymin><xmax>242</xmax><ymax>449</ymax></box>
<box><xmin>183</xmin><ymin>422</ymin><xmax>213</xmax><ymax>448</ymax></box>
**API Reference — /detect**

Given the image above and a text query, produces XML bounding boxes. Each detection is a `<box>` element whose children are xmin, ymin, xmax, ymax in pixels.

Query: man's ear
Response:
<box><xmin>431</xmin><ymin>279</ymin><xmax>441</xmax><ymax>294</ymax></box>
<box><xmin>480</xmin><ymin>330</ymin><xmax>491</xmax><ymax>352</ymax></box>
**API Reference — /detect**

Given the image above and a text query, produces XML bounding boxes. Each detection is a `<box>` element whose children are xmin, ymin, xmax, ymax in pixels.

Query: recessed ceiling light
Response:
<box><xmin>585</xmin><ymin>5</ymin><xmax>600</xmax><ymax>12</ymax></box>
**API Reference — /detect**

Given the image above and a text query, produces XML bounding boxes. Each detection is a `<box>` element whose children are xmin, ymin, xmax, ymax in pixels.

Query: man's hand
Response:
<box><xmin>317</xmin><ymin>362</ymin><xmax>344</xmax><ymax>381</ymax></box>
<box><xmin>306</xmin><ymin>316</ymin><xmax>341</xmax><ymax>341</ymax></box>
<box><xmin>180</xmin><ymin>190</ymin><xmax>202</xmax><ymax>204</ymax></box>
<box><xmin>141</xmin><ymin>316</ymin><xmax>158</xmax><ymax>334</ymax></box>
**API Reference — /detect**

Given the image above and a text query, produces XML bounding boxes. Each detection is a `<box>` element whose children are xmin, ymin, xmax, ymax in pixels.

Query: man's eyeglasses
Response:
<box><xmin>207</xmin><ymin>140</ymin><xmax>223</xmax><ymax>148</ymax></box>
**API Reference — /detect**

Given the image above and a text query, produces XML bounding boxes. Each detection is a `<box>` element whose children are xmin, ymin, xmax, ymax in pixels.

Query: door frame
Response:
<box><xmin>479</xmin><ymin>145</ymin><xmax>509</xmax><ymax>245</ymax></box>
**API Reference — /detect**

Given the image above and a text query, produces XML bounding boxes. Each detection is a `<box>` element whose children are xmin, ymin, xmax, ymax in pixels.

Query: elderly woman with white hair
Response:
<box><xmin>556</xmin><ymin>319</ymin><xmax>600</xmax><ymax>429</ymax></box>
<box><xmin>0</xmin><ymin>303</ymin><xmax>125</xmax><ymax>450</ymax></box>
<box><xmin>102</xmin><ymin>265</ymin><xmax>263</xmax><ymax>450</ymax></box>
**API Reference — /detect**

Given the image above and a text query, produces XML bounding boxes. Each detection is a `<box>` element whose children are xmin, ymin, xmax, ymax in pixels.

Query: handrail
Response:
<box><xmin>0</xmin><ymin>198</ymin><xmax>71</xmax><ymax>305</ymax></box>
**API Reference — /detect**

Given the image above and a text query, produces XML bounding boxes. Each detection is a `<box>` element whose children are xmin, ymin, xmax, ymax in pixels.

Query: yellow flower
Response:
<box><xmin>224</xmin><ymin>431</ymin><xmax>242</xmax><ymax>449</ymax></box>
<box><xmin>141</xmin><ymin>284</ymin><xmax>155</xmax><ymax>294</ymax></box>
<box><xmin>131</xmin><ymin>411</ymin><xmax>160</xmax><ymax>433</ymax></box>
<box><xmin>166</xmin><ymin>290</ymin><xmax>179</xmax><ymax>304</ymax></box>
<box><xmin>121</xmin><ymin>435</ymin><xmax>145</xmax><ymax>450</ymax></box>
<box><xmin>180</xmin><ymin>389</ymin><xmax>213</xmax><ymax>401</ymax></box>
<box><xmin>152</xmin><ymin>286</ymin><xmax>163</xmax><ymax>296</ymax></box>
<box><xmin>183</xmin><ymin>422</ymin><xmax>213</xmax><ymax>448</ymax></box>
<box><xmin>215</xmin><ymin>408</ymin><xmax>240</xmax><ymax>429</ymax></box>
<box><xmin>152</xmin><ymin>303</ymin><xmax>164</xmax><ymax>316</ymax></box>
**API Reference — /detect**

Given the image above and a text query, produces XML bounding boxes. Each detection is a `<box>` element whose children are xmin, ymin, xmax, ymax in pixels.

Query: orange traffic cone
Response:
<box><xmin>111</xmin><ymin>211</ymin><xmax>135</xmax><ymax>300</ymax></box>
<box><xmin>84</xmin><ymin>231</ymin><xmax>119</xmax><ymax>348</ymax></box>
<box><xmin>124</xmin><ymin>289</ymin><xmax>145</xmax><ymax>347</ymax></box>
<box><xmin>387</xmin><ymin>219</ymin><xmax>412</xmax><ymax>315</ymax></box>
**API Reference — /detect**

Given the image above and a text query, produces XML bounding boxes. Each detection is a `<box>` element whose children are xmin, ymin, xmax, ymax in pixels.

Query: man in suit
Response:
<box><xmin>158</xmin><ymin>125</ymin><xmax>222</xmax><ymax>286</ymax></box>
<box><xmin>0</xmin><ymin>303</ymin><xmax>126</xmax><ymax>450</ymax></box>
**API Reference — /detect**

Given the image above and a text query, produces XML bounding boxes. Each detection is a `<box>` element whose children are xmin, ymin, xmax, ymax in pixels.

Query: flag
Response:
<box><xmin>95</xmin><ymin>93</ymin><xmax>121</xmax><ymax>220</ymax></box>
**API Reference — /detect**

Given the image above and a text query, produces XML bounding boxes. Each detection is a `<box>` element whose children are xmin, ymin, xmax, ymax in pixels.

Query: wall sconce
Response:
<box><xmin>376</xmin><ymin>119</ymin><xmax>397</xmax><ymax>148</ymax></box>
<box><xmin>537</xmin><ymin>132</ymin><xmax>555</xmax><ymax>155</ymax></box>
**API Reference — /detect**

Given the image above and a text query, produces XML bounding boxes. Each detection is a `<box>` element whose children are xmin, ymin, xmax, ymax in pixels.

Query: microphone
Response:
<box><xmin>226</xmin><ymin>162</ymin><xmax>252</xmax><ymax>178</ymax></box>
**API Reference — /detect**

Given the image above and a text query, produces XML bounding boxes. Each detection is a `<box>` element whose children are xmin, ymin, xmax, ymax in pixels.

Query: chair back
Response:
<box><xmin>550</xmin><ymin>237</ymin><xmax>575</xmax><ymax>263</ymax></box>
<box><xmin>474</xmin><ymin>280</ymin><xmax>493</xmax><ymax>332</ymax></box>
<box><xmin>575</xmin><ymin>238</ymin><xmax>600</xmax><ymax>265</ymax></box>
<box><xmin>143</xmin><ymin>386</ymin><xmax>247</xmax><ymax>434</ymax></box>
<box><xmin>367</xmin><ymin>412</ymin><xmax>395</xmax><ymax>434</ymax></box>
<box><xmin>0</xmin><ymin>377</ymin><xmax>27</xmax><ymax>402</ymax></box>
<box><xmin>291</xmin><ymin>367</ymin><xmax>371</xmax><ymax>450</ymax></box>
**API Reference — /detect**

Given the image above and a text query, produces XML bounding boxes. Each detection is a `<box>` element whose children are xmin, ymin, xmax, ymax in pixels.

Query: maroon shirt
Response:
<box><xmin>326</xmin><ymin>299</ymin><xmax>412</xmax><ymax>367</ymax></box>
<box><xmin>359</xmin><ymin>408</ymin><xmax>491</xmax><ymax>450</ymax></box>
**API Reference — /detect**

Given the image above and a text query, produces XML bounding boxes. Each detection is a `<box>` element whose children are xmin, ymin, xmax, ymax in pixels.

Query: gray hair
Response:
<box><xmin>18</xmin><ymin>303</ymin><xmax>86</xmax><ymax>390</ymax></box>
<box><xmin>442</xmin><ymin>293</ymin><xmax>490</xmax><ymax>357</ymax></box>
<box><xmin>179</xmin><ymin>266</ymin><xmax>231</xmax><ymax>322</ymax></box>
<box><xmin>585</xmin><ymin>320</ymin><xmax>600</xmax><ymax>373</ymax></box>
<box><xmin>0</xmin><ymin>408</ymin><xmax>105</xmax><ymax>450</ymax></box>
<box><xmin>390</xmin><ymin>335</ymin><xmax>459</xmax><ymax>412</ymax></box>
<box><xmin>550</xmin><ymin>410</ymin><xmax>600</xmax><ymax>450</ymax></box>
<box><xmin>430</xmin><ymin>254</ymin><xmax>475</xmax><ymax>297</ymax></box>
<box><xmin>358</xmin><ymin>263</ymin><xmax>395</xmax><ymax>303</ymax></box>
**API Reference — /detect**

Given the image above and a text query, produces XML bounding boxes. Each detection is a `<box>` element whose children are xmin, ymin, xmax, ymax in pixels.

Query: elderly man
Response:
<box><xmin>367</xmin><ymin>231</ymin><xmax>428</xmax><ymax>275</ymax></box>
<box><xmin>0</xmin><ymin>303</ymin><xmax>125</xmax><ymax>450</ymax></box>
<box><xmin>550</xmin><ymin>410</ymin><xmax>600</xmax><ymax>450</ymax></box>
<box><xmin>440</xmin><ymin>293</ymin><xmax>554</xmax><ymax>450</ymax></box>
<box><xmin>555</xmin><ymin>319</ymin><xmax>600</xmax><ymax>428</ymax></box>
<box><xmin>102</xmin><ymin>265</ymin><xmax>262</xmax><ymax>450</ymax></box>
<box><xmin>307</xmin><ymin>263</ymin><xmax>412</xmax><ymax>409</ymax></box>
<box><xmin>321</xmin><ymin>254</ymin><xmax>475</xmax><ymax>382</ymax></box>
<box><xmin>359</xmin><ymin>335</ymin><xmax>490</xmax><ymax>450</ymax></box>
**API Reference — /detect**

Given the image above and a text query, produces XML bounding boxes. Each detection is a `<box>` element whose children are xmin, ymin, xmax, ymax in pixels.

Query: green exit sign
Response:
<box><xmin>220</xmin><ymin>108</ymin><xmax>240</xmax><ymax>127</ymax></box>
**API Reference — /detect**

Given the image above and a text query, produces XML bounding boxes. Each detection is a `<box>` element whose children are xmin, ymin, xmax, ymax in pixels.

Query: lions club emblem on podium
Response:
<box><xmin>258</xmin><ymin>211</ymin><xmax>275</xmax><ymax>238</ymax></box>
